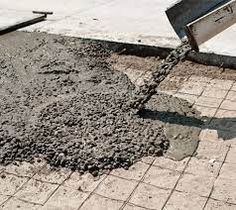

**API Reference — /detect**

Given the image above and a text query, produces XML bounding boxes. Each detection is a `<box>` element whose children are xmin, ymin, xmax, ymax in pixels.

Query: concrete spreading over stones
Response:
<box><xmin>0</xmin><ymin>32</ymin><xmax>202</xmax><ymax>175</ymax></box>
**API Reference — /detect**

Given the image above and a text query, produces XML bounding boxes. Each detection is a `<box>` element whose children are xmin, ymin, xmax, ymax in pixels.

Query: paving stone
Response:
<box><xmin>225</xmin><ymin>145</ymin><xmax>236</xmax><ymax>164</ymax></box>
<box><xmin>174</xmin><ymin>93</ymin><xmax>198</xmax><ymax>105</ymax></box>
<box><xmin>231</xmin><ymin>83</ymin><xmax>236</xmax><ymax>91</ymax></box>
<box><xmin>0</xmin><ymin>173</ymin><xmax>28</xmax><ymax>196</ymax></box>
<box><xmin>208</xmin><ymin>79</ymin><xmax>234</xmax><ymax>90</ymax></box>
<box><xmin>111</xmin><ymin>162</ymin><xmax>149</xmax><ymax>181</ymax></box>
<box><xmin>195</xmin><ymin>97</ymin><xmax>223</xmax><ymax>108</ymax></box>
<box><xmin>215</xmin><ymin>109</ymin><xmax>236</xmax><ymax>118</ymax></box>
<box><xmin>220</xmin><ymin>100</ymin><xmax>236</xmax><ymax>111</ymax></box>
<box><xmin>34</xmin><ymin>165</ymin><xmax>71</xmax><ymax>184</ymax></box>
<box><xmin>153</xmin><ymin>157</ymin><xmax>189</xmax><ymax>172</ymax></box>
<box><xmin>130</xmin><ymin>183</ymin><xmax>170</xmax><ymax>210</ymax></box>
<box><xmin>165</xmin><ymin>191</ymin><xmax>207</xmax><ymax>210</ymax></box>
<box><xmin>178</xmin><ymin>82</ymin><xmax>205</xmax><ymax>96</ymax></box>
<box><xmin>64</xmin><ymin>172</ymin><xmax>106</xmax><ymax>192</ymax></box>
<box><xmin>210</xmin><ymin>116</ymin><xmax>236</xmax><ymax>132</ymax></box>
<box><xmin>141</xmin><ymin>156</ymin><xmax>155</xmax><ymax>165</ymax></box>
<box><xmin>226</xmin><ymin>90</ymin><xmax>236</xmax><ymax>101</ymax></box>
<box><xmin>41</xmin><ymin>186</ymin><xmax>89</xmax><ymax>210</ymax></box>
<box><xmin>124</xmin><ymin>203</ymin><xmax>149</xmax><ymax>210</ymax></box>
<box><xmin>194</xmin><ymin>106</ymin><xmax>217</xmax><ymax>118</ymax></box>
<box><xmin>176</xmin><ymin>173</ymin><xmax>215</xmax><ymax>197</ymax></box>
<box><xmin>211</xmin><ymin>177</ymin><xmax>236</xmax><ymax>203</ymax></box>
<box><xmin>189</xmin><ymin>76</ymin><xmax>211</xmax><ymax>84</ymax></box>
<box><xmin>0</xmin><ymin>194</ymin><xmax>9</xmax><ymax>205</ymax></box>
<box><xmin>218</xmin><ymin>163</ymin><xmax>236</xmax><ymax>180</ymax></box>
<box><xmin>4</xmin><ymin>160</ymin><xmax>45</xmax><ymax>178</ymax></box>
<box><xmin>202</xmin><ymin>87</ymin><xmax>228</xmax><ymax>99</ymax></box>
<box><xmin>199</xmin><ymin>129</ymin><xmax>222</xmax><ymax>142</ymax></box>
<box><xmin>143</xmin><ymin>166</ymin><xmax>180</xmax><ymax>189</ymax></box>
<box><xmin>205</xmin><ymin>199</ymin><xmax>236</xmax><ymax>210</ymax></box>
<box><xmin>196</xmin><ymin>140</ymin><xmax>228</xmax><ymax>162</ymax></box>
<box><xmin>95</xmin><ymin>175</ymin><xmax>137</xmax><ymax>201</ymax></box>
<box><xmin>185</xmin><ymin>157</ymin><xmax>221</xmax><ymax>178</ymax></box>
<box><xmin>15</xmin><ymin>179</ymin><xmax>58</xmax><ymax>204</ymax></box>
<box><xmin>80</xmin><ymin>194</ymin><xmax>123</xmax><ymax>210</ymax></box>
<box><xmin>1</xmin><ymin>198</ymin><xmax>40</xmax><ymax>210</ymax></box>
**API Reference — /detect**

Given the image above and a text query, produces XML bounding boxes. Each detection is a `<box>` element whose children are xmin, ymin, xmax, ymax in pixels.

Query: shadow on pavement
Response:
<box><xmin>139</xmin><ymin>109</ymin><xmax>236</xmax><ymax>141</ymax></box>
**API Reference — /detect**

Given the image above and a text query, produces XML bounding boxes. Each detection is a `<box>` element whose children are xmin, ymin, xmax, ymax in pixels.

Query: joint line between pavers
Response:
<box><xmin>208</xmin><ymin>197</ymin><xmax>236</xmax><ymax>206</ymax></box>
<box><xmin>77</xmin><ymin>174</ymin><xmax>108</xmax><ymax>210</ymax></box>
<box><xmin>161</xmin><ymin>156</ymin><xmax>192</xmax><ymax>210</ymax></box>
<box><xmin>119</xmin><ymin>159</ymin><xmax>156</xmax><ymax>210</ymax></box>
<box><xmin>40</xmin><ymin>170</ymin><xmax>73</xmax><ymax>206</ymax></box>
<box><xmin>202</xmin><ymin>145</ymin><xmax>231</xmax><ymax>210</ymax></box>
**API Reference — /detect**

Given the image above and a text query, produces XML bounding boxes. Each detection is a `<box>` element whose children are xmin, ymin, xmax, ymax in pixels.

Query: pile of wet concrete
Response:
<box><xmin>0</xmin><ymin>32</ymin><xmax>202</xmax><ymax>176</ymax></box>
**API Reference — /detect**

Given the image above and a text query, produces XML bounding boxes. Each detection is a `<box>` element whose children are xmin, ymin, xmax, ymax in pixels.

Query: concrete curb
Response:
<box><xmin>80</xmin><ymin>38</ymin><xmax>236</xmax><ymax>70</ymax></box>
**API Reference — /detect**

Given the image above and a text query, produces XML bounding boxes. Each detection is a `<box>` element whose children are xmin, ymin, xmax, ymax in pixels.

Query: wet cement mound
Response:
<box><xmin>0</xmin><ymin>32</ymin><xmax>202</xmax><ymax>175</ymax></box>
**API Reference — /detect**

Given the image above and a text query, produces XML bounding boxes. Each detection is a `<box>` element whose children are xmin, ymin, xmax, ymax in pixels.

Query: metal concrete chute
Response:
<box><xmin>166</xmin><ymin>0</ymin><xmax>236</xmax><ymax>51</ymax></box>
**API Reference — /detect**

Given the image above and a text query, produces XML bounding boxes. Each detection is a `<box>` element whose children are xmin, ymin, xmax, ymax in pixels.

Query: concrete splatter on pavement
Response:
<box><xmin>0</xmin><ymin>32</ymin><xmax>202</xmax><ymax>175</ymax></box>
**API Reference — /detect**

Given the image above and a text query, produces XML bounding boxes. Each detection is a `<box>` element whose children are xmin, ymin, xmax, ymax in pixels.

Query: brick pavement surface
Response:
<box><xmin>1</xmin><ymin>71</ymin><xmax>236</xmax><ymax>209</ymax></box>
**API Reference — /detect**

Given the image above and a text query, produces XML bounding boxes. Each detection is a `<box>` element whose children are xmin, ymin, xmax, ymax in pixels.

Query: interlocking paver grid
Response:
<box><xmin>1</xmin><ymin>76</ymin><xmax>236</xmax><ymax>209</ymax></box>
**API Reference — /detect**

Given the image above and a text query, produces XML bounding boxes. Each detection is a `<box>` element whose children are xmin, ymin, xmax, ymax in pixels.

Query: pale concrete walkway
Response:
<box><xmin>0</xmin><ymin>0</ymin><xmax>236</xmax><ymax>57</ymax></box>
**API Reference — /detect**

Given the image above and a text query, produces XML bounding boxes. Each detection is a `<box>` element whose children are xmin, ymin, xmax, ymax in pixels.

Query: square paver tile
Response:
<box><xmin>202</xmin><ymin>87</ymin><xmax>228</xmax><ymax>99</ymax></box>
<box><xmin>80</xmin><ymin>194</ymin><xmax>123</xmax><ymax>210</ymax></box>
<box><xmin>41</xmin><ymin>186</ymin><xmax>89</xmax><ymax>210</ymax></box>
<box><xmin>0</xmin><ymin>173</ymin><xmax>28</xmax><ymax>195</ymax></box>
<box><xmin>4</xmin><ymin>160</ymin><xmax>45</xmax><ymax>178</ymax></box>
<box><xmin>195</xmin><ymin>97</ymin><xmax>223</xmax><ymax>108</ymax></box>
<box><xmin>0</xmin><ymin>195</ymin><xmax>9</xmax><ymax>205</ymax></box>
<box><xmin>165</xmin><ymin>191</ymin><xmax>207</xmax><ymax>210</ymax></box>
<box><xmin>64</xmin><ymin>172</ymin><xmax>105</xmax><ymax>192</ymax></box>
<box><xmin>130</xmin><ymin>183</ymin><xmax>170</xmax><ymax>210</ymax></box>
<box><xmin>130</xmin><ymin>183</ymin><xmax>171</xmax><ymax>209</ymax></box>
<box><xmin>210</xmin><ymin>117</ymin><xmax>236</xmax><ymax>132</ymax></box>
<box><xmin>196</xmin><ymin>140</ymin><xmax>228</xmax><ymax>162</ymax></box>
<box><xmin>15</xmin><ymin>179</ymin><xmax>58</xmax><ymax>204</ymax></box>
<box><xmin>215</xmin><ymin>109</ymin><xmax>236</xmax><ymax>118</ymax></box>
<box><xmin>111</xmin><ymin>162</ymin><xmax>149</xmax><ymax>181</ymax></box>
<box><xmin>208</xmin><ymin>79</ymin><xmax>234</xmax><ymax>90</ymax></box>
<box><xmin>231</xmin><ymin>82</ymin><xmax>236</xmax><ymax>91</ymax></box>
<box><xmin>143</xmin><ymin>166</ymin><xmax>180</xmax><ymax>189</ymax></box>
<box><xmin>1</xmin><ymin>198</ymin><xmax>40</xmax><ymax>210</ymax></box>
<box><xmin>194</xmin><ymin>106</ymin><xmax>217</xmax><ymax>118</ymax></box>
<box><xmin>176</xmin><ymin>173</ymin><xmax>215</xmax><ymax>197</ymax></box>
<box><xmin>218</xmin><ymin>163</ymin><xmax>236</xmax><ymax>180</ymax></box>
<box><xmin>211</xmin><ymin>177</ymin><xmax>236</xmax><ymax>203</ymax></box>
<box><xmin>226</xmin><ymin>91</ymin><xmax>236</xmax><ymax>101</ymax></box>
<box><xmin>186</xmin><ymin>157</ymin><xmax>221</xmax><ymax>178</ymax></box>
<box><xmin>225</xmin><ymin>145</ymin><xmax>236</xmax><ymax>164</ymax></box>
<box><xmin>205</xmin><ymin>199</ymin><xmax>236</xmax><ymax>210</ymax></box>
<box><xmin>141</xmin><ymin>156</ymin><xmax>155</xmax><ymax>165</ymax></box>
<box><xmin>220</xmin><ymin>100</ymin><xmax>236</xmax><ymax>111</ymax></box>
<box><xmin>153</xmin><ymin>157</ymin><xmax>189</xmax><ymax>172</ymax></box>
<box><xmin>188</xmin><ymin>75</ymin><xmax>210</xmax><ymax>83</ymax></box>
<box><xmin>95</xmin><ymin>175</ymin><xmax>137</xmax><ymax>201</ymax></box>
<box><xmin>178</xmin><ymin>81</ymin><xmax>205</xmax><ymax>96</ymax></box>
<box><xmin>174</xmin><ymin>93</ymin><xmax>198</xmax><ymax>105</ymax></box>
<box><xmin>124</xmin><ymin>203</ymin><xmax>149</xmax><ymax>210</ymax></box>
<box><xmin>34</xmin><ymin>165</ymin><xmax>71</xmax><ymax>184</ymax></box>
<box><xmin>199</xmin><ymin>129</ymin><xmax>223</xmax><ymax>142</ymax></box>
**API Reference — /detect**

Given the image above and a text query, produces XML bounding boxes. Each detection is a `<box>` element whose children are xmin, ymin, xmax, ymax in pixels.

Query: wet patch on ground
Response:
<box><xmin>0</xmin><ymin>32</ymin><xmax>202</xmax><ymax>175</ymax></box>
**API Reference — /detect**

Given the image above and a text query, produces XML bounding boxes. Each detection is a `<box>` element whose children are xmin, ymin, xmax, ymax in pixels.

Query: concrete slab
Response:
<box><xmin>1</xmin><ymin>0</ymin><xmax>235</xmax><ymax>60</ymax></box>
